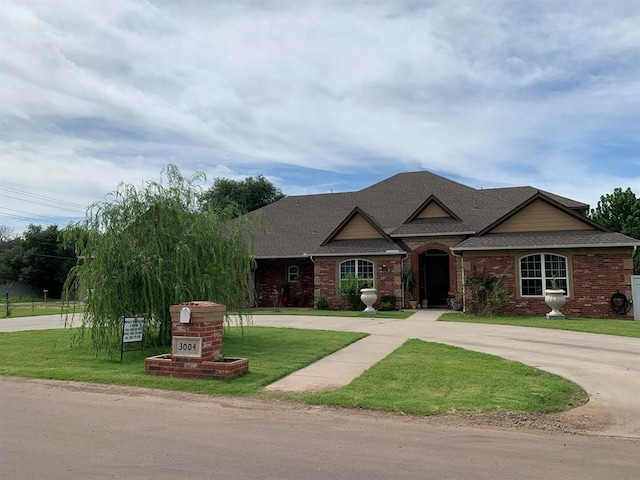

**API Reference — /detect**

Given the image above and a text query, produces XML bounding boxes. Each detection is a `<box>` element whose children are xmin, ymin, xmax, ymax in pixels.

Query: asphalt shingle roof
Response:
<box><xmin>248</xmin><ymin>170</ymin><xmax>617</xmax><ymax>259</ymax></box>
<box><xmin>452</xmin><ymin>230</ymin><xmax>640</xmax><ymax>251</ymax></box>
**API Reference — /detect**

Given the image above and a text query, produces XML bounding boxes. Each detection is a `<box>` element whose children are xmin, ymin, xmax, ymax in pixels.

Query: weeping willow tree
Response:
<box><xmin>63</xmin><ymin>165</ymin><xmax>255</xmax><ymax>353</ymax></box>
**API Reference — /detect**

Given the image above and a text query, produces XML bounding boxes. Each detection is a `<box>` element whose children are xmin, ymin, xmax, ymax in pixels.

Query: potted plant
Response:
<box><xmin>403</xmin><ymin>268</ymin><xmax>418</xmax><ymax>309</ymax></box>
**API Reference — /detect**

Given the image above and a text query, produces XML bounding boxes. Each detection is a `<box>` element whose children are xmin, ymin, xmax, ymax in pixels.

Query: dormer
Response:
<box><xmin>405</xmin><ymin>195</ymin><xmax>461</xmax><ymax>223</ymax></box>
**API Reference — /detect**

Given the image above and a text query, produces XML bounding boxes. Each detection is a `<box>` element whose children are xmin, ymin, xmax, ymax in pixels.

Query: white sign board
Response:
<box><xmin>172</xmin><ymin>336</ymin><xmax>202</xmax><ymax>358</ymax></box>
<box><xmin>123</xmin><ymin>317</ymin><xmax>144</xmax><ymax>343</ymax></box>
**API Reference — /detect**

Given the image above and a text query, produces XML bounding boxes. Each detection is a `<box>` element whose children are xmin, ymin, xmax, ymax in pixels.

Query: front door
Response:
<box><xmin>419</xmin><ymin>249</ymin><xmax>450</xmax><ymax>307</ymax></box>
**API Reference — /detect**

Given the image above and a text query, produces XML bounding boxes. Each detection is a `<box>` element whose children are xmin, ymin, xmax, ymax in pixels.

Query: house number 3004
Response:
<box><xmin>177</xmin><ymin>342</ymin><xmax>197</xmax><ymax>351</ymax></box>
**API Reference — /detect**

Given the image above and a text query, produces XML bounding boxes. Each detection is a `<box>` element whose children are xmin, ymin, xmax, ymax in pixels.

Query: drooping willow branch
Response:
<box><xmin>63</xmin><ymin>165</ymin><xmax>255</xmax><ymax>353</ymax></box>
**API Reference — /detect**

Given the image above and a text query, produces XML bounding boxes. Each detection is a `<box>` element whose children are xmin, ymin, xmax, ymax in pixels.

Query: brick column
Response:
<box><xmin>170</xmin><ymin>301</ymin><xmax>225</xmax><ymax>362</ymax></box>
<box><xmin>145</xmin><ymin>301</ymin><xmax>249</xmax><ymax>379</ymax></box>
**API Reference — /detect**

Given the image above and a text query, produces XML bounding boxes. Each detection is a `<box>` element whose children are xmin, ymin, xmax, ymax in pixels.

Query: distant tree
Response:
<box><xmin>63</xmin><ymin>165</ymin><xmax>255</xmax><ymax>352</ymax></box>
<box><xmin>0</xmin><ymin>228</ymin><xmax>22</xmax><ymax>305</ymax></box>
<box><xmin>589</xmin><ymin>187</ymin><xmax>640</xmax><ymax>273</ymax></box>
<box><xmin>0</xmin><ymin>225</ymin><xmax>16</xmax><ymax>247</ymax></box>
<box><xmin>199</xmin><ymin>175</ymin><xmax>285</xmax><ymax>216</ymax></box>
<box><xmin>17</xmin><ymin>224</ymin><xmax>76</xmax><ymax>298</ymax></box>
<box><xmin>0</xmin><ymin>225</ymin><xmax>75</xmax><ymax>299</ymax></box>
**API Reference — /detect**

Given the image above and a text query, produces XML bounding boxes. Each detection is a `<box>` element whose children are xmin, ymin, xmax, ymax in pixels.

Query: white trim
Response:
<box><xmin>287</xmin><ymin>265</ymin><xmax>299</xmax><ymax>283</ymax></box>
<box><xmin>308</xmin><ymin>251</ymin><xmax>406</xmax><ymax>257</ymax></box>
<box><xmin>519</xmin><ymin>252</ymin><xmax>570</xmax><ymax>297</ymax></box>
<box><xmin>339</xmin><ymin>258</ymin><xmax>375</xmax><ymax>287</ymax></box>
<box><xmin>452</xmin><ymin>242</ymin><xmax>640</xmax><ymax>252</ymax></box>
<box><xmin>254</xmin><ymin>255</ymin><xmax>311</xmax><ymax>260</ymax></box>
<box><xmin>392</xmin><ymin>232</ymin><xmax>475</xmax><ymax>238</ymax></box>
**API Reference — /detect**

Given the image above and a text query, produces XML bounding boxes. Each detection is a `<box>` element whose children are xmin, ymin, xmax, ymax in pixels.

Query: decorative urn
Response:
<box><xmin>360</xmin><ymin>288</ymin><xmax>378</xmax><ymax>314</ymax></box>
<box><xmin>544</xmin><ymin>289</ymin><xmax>566</xmax><ymax>319</ymax></box>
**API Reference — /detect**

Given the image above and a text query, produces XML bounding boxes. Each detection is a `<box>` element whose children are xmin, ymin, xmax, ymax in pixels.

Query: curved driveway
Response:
<box><xmin>2</xmin><ymin>311</ymin><xmax>639</xmax><ymax>438</ymax></box>
<box><xmin>250</xmin><ymin>310</ymin><xmax>640</xmax><ymax>438</ymax></box>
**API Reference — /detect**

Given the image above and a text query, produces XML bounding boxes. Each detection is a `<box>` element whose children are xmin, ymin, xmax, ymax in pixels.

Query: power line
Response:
<box><xmin>0</xmin><ymin>207</ymin><xmax>81</xmax><ymax>223</ymax></box>
<box><xmin>0</xmin><ymin>193</ymin><xmax>86</xmax><ymax>214</ymax></box>
<box><xmin>0</xmin><ymin>213</ymin><xmax>57</xmax><ymax>225</ymax></box>
<box><xmin>0</xmin><ymin>185</ymin><xmax>86</xmax><ymax>209</ymax></box>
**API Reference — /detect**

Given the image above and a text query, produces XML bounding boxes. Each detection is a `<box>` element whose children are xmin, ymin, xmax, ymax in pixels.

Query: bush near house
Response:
<box><xmin>465</xmin><ymin>267</ymin><xmax>509</xmax><ymax>316</ymax></box>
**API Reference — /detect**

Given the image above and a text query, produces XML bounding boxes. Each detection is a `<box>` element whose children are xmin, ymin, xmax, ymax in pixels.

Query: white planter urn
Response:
<box><xmin>360</xmin><ymin>288</ymin><xmax>378</xmax><ymax>314</ymax></box>
<box><xmin>545</xmin><ymin>289</ymin><xmax>566</xmax><ymax>319</ymax></box>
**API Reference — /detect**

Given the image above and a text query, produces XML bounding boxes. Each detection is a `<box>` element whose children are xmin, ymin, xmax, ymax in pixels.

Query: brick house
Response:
<box><xmin>248</xmin><ymin>171</ymin><xmax>639</xmax><ymax>317</ymax></box>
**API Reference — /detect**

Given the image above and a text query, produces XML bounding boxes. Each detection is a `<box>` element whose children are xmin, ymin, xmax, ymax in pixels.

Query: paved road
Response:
<box><xmin>1</xmin><ymin>378</ymin><xmax>638</xmax><ymax>480</ymax></box>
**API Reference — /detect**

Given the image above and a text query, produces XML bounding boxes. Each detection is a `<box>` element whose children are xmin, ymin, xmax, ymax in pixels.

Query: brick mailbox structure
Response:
<box><xmin>144</xmin><ymin>301</ymin><xmax>249</xmax><ymax>379</ymax></box>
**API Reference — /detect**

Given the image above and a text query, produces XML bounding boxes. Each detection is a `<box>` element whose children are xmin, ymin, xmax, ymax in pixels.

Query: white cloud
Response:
<box><xmin>0</xmin><ymin>0</ymin><xmax>638</xmax><ymax>230</ymax></box>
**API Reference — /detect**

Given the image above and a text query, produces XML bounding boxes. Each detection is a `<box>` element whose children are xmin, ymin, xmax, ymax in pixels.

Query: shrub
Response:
<box><xmin>314</xmin><ymin>295</ymin><xmax>329</xmax><ymax>310</ymax></box>
<box><xmin>378</xmin><ymin>301</ymin><xmax>393</xmax><ymax>311</ymax></box>
<box><xmin>380</xmin><ymin>295</ymin><xmax>396</xmax><ymax>308</ymax></box>
<box><xmin>465</xmin><ymin>267</ymin><xmax>509</xmax><ymax>316</ymax></box>
<box><xmin>338</xmin><ymin>274</ymin><xmax>368</xmax><ymax>311</ymax></box>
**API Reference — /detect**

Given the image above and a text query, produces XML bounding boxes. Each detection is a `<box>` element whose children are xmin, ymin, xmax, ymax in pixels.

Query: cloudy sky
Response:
<box><xmin>1</xmin><ymin>0</ymin><xmax>639</xmax><ymax>234</ymax></box>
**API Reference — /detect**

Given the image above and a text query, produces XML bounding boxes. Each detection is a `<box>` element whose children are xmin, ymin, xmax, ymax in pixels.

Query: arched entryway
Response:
<box><xmin>419</xmin><ymin>249</ymin><xmax>450</xmax><ymax>308</ymax></box>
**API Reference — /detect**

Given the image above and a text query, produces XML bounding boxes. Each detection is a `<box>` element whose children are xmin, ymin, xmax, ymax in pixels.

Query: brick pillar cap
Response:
<box><xmin>178</xmin><ymin>301</ymin><xmax>222</xmax><ymax>307</ymax></box>
<box><xmin>170</xmin><ymin>301</ymin><xmax>226</xmax><ymax>314</ymax></box>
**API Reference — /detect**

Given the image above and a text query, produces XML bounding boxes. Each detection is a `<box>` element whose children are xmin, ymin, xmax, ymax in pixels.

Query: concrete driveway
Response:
<box><xmin>2</xmin><ymin>311</ymin><xmax>639</xmax><ymax>438</ymax></box>
<box><xmin>251</xmin><ymin>310</ymin><xmax>640</xmax><ymax>439</ymax></box>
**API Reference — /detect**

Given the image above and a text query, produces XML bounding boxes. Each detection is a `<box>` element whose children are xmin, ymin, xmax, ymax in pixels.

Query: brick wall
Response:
<box><xmin>255</xmin><ymin>259</ymin><xmax>314</xmax><ymax>307</ymax></box>
<box><xmin>314</xmin><ymin>256</ymin><xmax>403</xmax><ymax>310</ymax></box>
<box><xmin>464</xmin><ymin>248</ymin><xmax>635</xmax><ymax>318</ymax></box>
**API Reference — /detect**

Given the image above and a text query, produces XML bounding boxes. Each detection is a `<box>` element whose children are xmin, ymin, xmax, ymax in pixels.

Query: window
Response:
<box><xmin>288</xmin><ymin>265</ymin><xmax>299</xmax><ymax>283</ymax></box>
<box><xmin>520</xmin><ymin>253</ymin><xmax>569</xmax><ymax>296</ymax></box>
<box><xmin>339</xmin><ymin>259</ymin><xmax>374</xmax><ymax>286</ymax></box>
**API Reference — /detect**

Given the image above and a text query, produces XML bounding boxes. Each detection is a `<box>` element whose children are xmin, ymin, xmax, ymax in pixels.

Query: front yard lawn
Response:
<box><xmin>0</xmin><ymin>327</ymin><xmax>587</xmax><ymax>416</ymax></box>
<box><xmin>302</xmin><ymin>339</ymin><xmax>588</xmax><ymax>415</ymax></box>
<box><xmin>0</xmin><ymin>327</ymin><xmax>366</xmax><ymax>395</ymax></box>
<box><xmin>438</xmin><ymin>313</ymin><xmax>640</xmax><ymax>338</ymax></box>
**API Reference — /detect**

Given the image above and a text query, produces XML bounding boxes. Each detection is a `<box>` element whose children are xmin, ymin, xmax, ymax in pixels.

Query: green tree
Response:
<box><xmin>199</xmin><ymin>175</ymin><xmax>285</xmax><ymax>216</ymax></box>
<box><xmin>0</xmin><ymin>225</ymin><xmax>75</xmax><ymax>299</ymax></box>
<box><xmin>589</xmin><ymin>187</ymin><xmax>640</xmax><ymax>273</ymax></box>
<box><xmin>64</xmin><ymin>165</ymin><xmax>255</xmax><ymax>352</ymax></box>
<box><xmin>18</xmin><ymin>224</ymin><xmax>76</xmax><ymax>298</ymax></box>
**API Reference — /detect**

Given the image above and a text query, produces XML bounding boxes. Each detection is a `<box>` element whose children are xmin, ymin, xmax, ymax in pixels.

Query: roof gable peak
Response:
<box><xmin>480</xmin><ymin>192</ymin><xmax>605</xmax><ymax>235</ymax></box>
<box><xmin>405</xmin><ymin>195</ymin><xmax>461</xmax><ymax>223</ymax></box>
<box><xmin>321</xmin><ymin>207</ymin><xmax>390</xmax><ymax>245</ymax></box>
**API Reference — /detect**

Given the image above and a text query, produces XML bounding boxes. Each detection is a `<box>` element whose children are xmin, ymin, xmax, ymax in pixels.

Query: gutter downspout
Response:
<box><xmin>450</xmin><ymin>249</ymin><xmax>465</xmax><ymax>313</ymax></box>
<box><xmin>401</xmin><ymin>253</ymin><xmax>409</xmax><ymax>309</ymax></box>
<box><xmin>304</xmin><ymin>254</ymin><xmax>316</xmax><ymax>304</ymax></box>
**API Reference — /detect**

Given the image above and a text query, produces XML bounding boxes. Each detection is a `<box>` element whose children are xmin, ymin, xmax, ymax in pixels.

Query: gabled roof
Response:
<box><xmin>478</xmin><ymin>191</ymin><xmax>605</xmax><ymax>235</ymax></box>
<box><xmin>405</xmin><ymin>195</ymin><xmax>461</xmax><ymax>222</ymax></box>
<box><xmin>321</xmin><ymin>207</ymin><xmax>391</xmax><ymax>245</ymax></box>
<box><xmin>452</xmin><ymin>230</ymin><xmax>640</xmax><ymax>251</ymax></box>
<box><xmin>248</xmin><ymin>170</ymin><xmax>605</xmax><ymax>259</ymax></box>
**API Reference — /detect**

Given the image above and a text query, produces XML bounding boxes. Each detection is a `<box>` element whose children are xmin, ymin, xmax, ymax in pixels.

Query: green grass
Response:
<box><xmin>0</xmin><ymin>303</ymin><xmax>84</xmax><ymax>319</ymax></box>
<box><xmin>0</xmin><ymin>325</ymin><xmax>589</xmax><ymax>417</ymax></box>
<box><xmin>438</xmin><ymin>313</ymin><xmax>640</xmax><ymax>338</ymax></box>
<box><xmin>247</xmin><ymin>308</ymin><xmax>414</xmax><ymax>319</ymax></box>
<box><xmin>0</xmin><ymin>327</ymin><xmax>366</xmax><ymax>395</ymax></box>
<box><xmin>302</xmin><ymin>339</ymin><xmax>587</xmax><ymax>415</ymax></box>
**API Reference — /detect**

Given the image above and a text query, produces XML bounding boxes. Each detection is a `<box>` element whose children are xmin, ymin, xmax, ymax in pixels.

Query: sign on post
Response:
<box><xmin>121</xmin><ymin>316</ymin><xmax>145</xmax><ymax>360</ymax></box>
